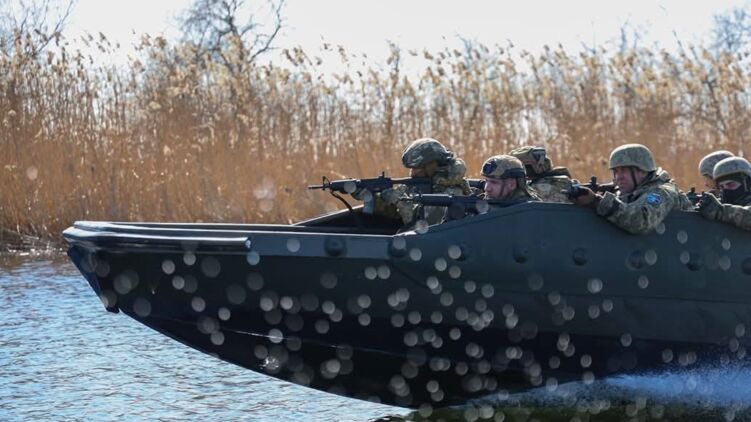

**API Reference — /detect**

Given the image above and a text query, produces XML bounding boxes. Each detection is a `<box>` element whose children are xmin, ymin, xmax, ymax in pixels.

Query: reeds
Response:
<box><xmin>1</xmin><ymin>32</ymin><xmax>749</xmax><ymax>243</ymax></box>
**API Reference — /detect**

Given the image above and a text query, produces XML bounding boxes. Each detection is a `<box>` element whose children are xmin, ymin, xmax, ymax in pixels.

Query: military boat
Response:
<box><xmin>63</xmin><ymin>203</ymin><xmax>751</xmax><ymax>408</ymax></box>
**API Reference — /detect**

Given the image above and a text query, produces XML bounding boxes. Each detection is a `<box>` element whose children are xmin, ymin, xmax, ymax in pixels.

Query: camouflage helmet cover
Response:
<box><xmin>508</xmin><ymin>146</ymin><xmax>552</xmax><ymax>174</ymax></box>
<box><xmin>609</xmin><ymin>143</ymin><xmax>656</xmax><ymax>172</ymax></box>
<box><xmin>401</xmin><ymin>138</ymin><xmax>454</xmax><ymax>168</ymax></box>
<box><xmin>713</xmin><ymin>157</ymin><xmax>751</xmax><ymax>180</ymax></box>
<box><xmin>698</xmin><ymin>150</ymin><xmax>734</xmax><ymax>178</ymax></box>
<box><xmin>481</xmin><ymin>155</ymin><xmax>526</xmax><ymax>180</ymax></box>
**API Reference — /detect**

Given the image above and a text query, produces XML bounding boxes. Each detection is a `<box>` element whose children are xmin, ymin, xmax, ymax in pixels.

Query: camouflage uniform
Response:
<box><xmin>699</xmin><ymin>192</ymin><xmax>751</xmax><ymax>231</ymax></box>
<box><xmin>479</xmin><ymin>185</ymin><xmax>538</xmax><ymax>206</ymax></box>
<box><xmin>529</xmin><ymin>169</ymin><xmax>575</xmax><ymax>203</ymax></box>
<box><xmin>596</xmin><ymin>170</ymin><xmax>689</xmax><ymax>234</ymax></box>
<box><xmin>592</xmin><ymin>144</ymin><xmax>690</xmax><ymax>234</ymax></box>
<box><xmin>697</xmin><ymin>157</ymin><xmax>751</xmax><ymax>231</ymax></box>
<box><xmin>374</xmin><ymin>138</ymin><xmax>470</xmax><ymax>227</ymax></box>
<box><xmin>509</xmin><ymin>146</ymin><xmax>574</xmax><ymax>203</ymax></box>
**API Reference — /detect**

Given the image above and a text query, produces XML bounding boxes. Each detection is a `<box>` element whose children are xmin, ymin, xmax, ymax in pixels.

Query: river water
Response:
<box><xmin>2</xmin><ymin>255</ymin><xmax>751</xmax><ymax>421</ymax></box>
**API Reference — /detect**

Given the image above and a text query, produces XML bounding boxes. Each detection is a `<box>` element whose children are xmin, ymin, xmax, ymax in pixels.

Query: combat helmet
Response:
<box><xmin>509</xmin><ymin>146</ymin><xmax>551</xmax><ymax>175</ymax></box>
<box><xmin>713</xmin><ymin>157</ymin><xmax>751</xmax><ymax>181</ymax></box>
<box><xmin>401</xmin><ymin>138</ymin><xmax>454</xmax><ymax>169</ymax></box>
<box><xmin>699</xmin><ymin>151</ymin><xmax>734</xmax><ymax>178</ymax></box>
<box><xmin>609</xmin><ymin>144</ymin><xmax>656</xmax><ymax>172</ymax></box>
<box><xmin>481</xmin><ymin>155</ymin><xmax>526</xmax><ymax>180</ymax></box>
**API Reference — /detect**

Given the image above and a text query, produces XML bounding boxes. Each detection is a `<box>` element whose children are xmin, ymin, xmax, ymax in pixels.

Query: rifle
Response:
<box><xmin>309</xmin><ymin>173</ymin><xmax>433</xmax><ymax>214</ymax></box>
<box><xmin>467</xmin><ymin>179</ymin><xmax>485</xmax><ymax>191</ymax></box>
<box><xmin>405</xmin><ymin>194</ymin><xmax>527</xmax><ymax>221</ymax></box>
<box><xmin>686</xmin><ymin>187</ymin><xmax>702</xmax><ymax>205</ymax></box>
<box><xmin>567</xmin><ymin>176</ymin><xmax>617</xmax><ymax>199</ymax></box>
<box><xmin>309</xmin><ymin>173</ymin><xmax>487</xmax><ymax>214</ymax></box>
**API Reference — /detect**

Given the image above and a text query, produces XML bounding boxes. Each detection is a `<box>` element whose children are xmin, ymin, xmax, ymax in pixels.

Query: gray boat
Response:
<box><xmin>63</xmin><ymin>202</ymin><xmax>751</xmax><ymax>408</ymax></box>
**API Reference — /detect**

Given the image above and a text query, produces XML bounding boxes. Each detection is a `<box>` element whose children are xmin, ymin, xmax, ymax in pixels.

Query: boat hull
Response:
<box><xmin>64</xmin><ymin>203</ymin><xmax>751</xmax><ymax>408</ymax></box>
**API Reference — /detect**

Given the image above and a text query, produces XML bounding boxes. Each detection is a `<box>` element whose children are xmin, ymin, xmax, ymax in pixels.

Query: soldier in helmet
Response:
<box><xmin>508</xmin><ymin>146</ymin><xmax>574</xmax><ymax>203</ymax></box>
<box><xmin>480</xmin><ymin>155</ymin><xmax>540</xmax><ymax>203</ymax></box>
<box><xmin>698</xmin><ymin>150</ymin><xmax>734</xmax><ymax>195</ymax></box>
<box><xmin>356</xmin><ymin>138</ymin><xmax>470</xmax><ymax>228</ymax></box>
<box><xmin>573</xmin><ymin>143</ymin><xmax>692</xmax><ymax>234</ymax></box>
<box><xmin>697</xmin><ymin>157</ymin><xmax>751</xmax><ymax>231</ymax></box>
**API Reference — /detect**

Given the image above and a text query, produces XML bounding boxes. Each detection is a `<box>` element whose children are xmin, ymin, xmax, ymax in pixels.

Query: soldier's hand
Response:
<box><xmin>351</xmin><ymin>187</ymin><xmax>374</xmax><ymax>202</ymax></box>
<box><xmin>572</xmin><ymin>187</ymin><xmax>596</xmax><ymax>206</ymax></box>
<box><xmin>697</xmin><ymin>192</ymin><xmax>722</xmax><ymax>220</ymax></box>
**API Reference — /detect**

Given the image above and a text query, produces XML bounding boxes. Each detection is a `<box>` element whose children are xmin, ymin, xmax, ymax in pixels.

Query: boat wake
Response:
<box><xmin>452</xmin><ymin>363</ymin><xmax>751</xmax><ymax>421</ymax></box>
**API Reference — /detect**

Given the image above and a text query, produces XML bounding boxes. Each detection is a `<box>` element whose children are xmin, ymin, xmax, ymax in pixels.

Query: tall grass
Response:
<box><xmin>1</xmin><ymin>32</ymin><xmax>749</xmax><ymax>244</ymax></box>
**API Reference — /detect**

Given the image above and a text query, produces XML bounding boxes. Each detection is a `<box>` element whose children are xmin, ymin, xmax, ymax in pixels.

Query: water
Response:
<box><xmin>0</xmin><ymin>256</ymin><xmax>408</xmax><ymax>421</ymax></box>
<box><xmin>2</xmin><ymin>256</ymin><xmax>751</xmax><ymax>421</ymax></box>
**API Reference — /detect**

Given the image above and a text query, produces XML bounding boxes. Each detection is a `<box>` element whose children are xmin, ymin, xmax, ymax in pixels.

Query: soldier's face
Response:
<box><xmin>410</xmin><ymin>161</ymin><xmax>438</xmax><ymax>178</ymax></box>
<box><xmin>484</xmin><ymin>178</ymin><xmax>516</xmax><ymax>199</ymax></box>
<box><xmin>612</xmin><ymin>167</ymin><xmax>646</xmax><ymax>194</ymax></box>
<box><xmin>718</xmin><ymin>180</ymin><xmax>742</xmax><ymax>191</ymax></box>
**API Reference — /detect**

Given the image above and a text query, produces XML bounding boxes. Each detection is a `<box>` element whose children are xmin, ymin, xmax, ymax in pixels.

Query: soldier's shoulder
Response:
<box><xmin>639</xmin><ymin>183</ymin><xmax>680</xmax><ymax>207</ymax></box>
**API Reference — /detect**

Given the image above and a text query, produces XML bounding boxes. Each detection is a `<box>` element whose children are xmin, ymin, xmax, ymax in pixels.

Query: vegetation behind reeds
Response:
<box><xmin>1</xmin><ymin>32</ymin><xmax>749</xmax><ymax>244</ymax></box>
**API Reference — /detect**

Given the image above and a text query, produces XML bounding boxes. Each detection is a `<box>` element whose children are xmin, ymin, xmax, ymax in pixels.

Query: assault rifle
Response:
<box><xmin>468</xmin><ymin>179</ymin><xmax>485</xmax><ymax>191</ymax></box>
<box><xmin>309</xmin><ymin>173</ymin><xmax>487</xmax><ymax>214</ymax></box>
<box><xmin>567</xmin><ymin>176</ymin><xmax>617</xmax><ymax>199</ymax></box>
<box><xmin>405</xmin><ymin>194</ymin><xmax>527</xmax><ymax>221</ymax></box>
<box><xmin>686</xmin><ymin>187</ymin><xmax>702</xmax><ymax>205</ymax></box>
<box><xmin>308</xmin><ymin>173</ymin><xmax>433</xmax><ymax>214</ymax></box>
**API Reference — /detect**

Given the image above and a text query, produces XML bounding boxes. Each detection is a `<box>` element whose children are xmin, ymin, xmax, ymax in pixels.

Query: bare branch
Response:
<box><xmin>711</xmin><ymin>6</ymin><xmax>751</xmax><ymax>54</ymax></box>
<box><xmin>0</xmin><ymin>0</ymin><xmax>75</xmax><ymax>56</ymax></box>
<box><xmin>179</xmin><ymin>0</ymin><xmax>285</xmax><ymax>68</ymax></box>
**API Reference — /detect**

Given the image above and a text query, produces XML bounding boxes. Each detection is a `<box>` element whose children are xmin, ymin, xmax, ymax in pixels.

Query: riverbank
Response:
<box><xmin>0</xmin><ymin>229</ymin><xmax>64</xmax><ymax>255</ymax></box>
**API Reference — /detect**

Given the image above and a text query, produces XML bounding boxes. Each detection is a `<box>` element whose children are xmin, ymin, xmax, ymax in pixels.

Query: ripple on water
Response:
<box><xmin>0</xmin><ymin>257</ymin><xmax>406</xmax><ymax>421</ymax></box>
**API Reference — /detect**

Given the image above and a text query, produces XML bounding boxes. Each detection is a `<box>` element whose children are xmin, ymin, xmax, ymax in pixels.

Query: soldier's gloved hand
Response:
<box><xmin>572</xmin><ymin>186</ymin><xmax>596</xmax><ymax>206</ymax></box>
<box><xmin>351</xmin><ymin>188</ymin><xmax>373</xmax><ymax>202</ymax></box>
<box><xmin>350</xmin><ymin>187</ymin><xmax>364</xmax><ymax>200</ymax></box>
<box><xmin>697</xmin><ymin>192</ymin><xmax>722</xmax><ymax>220</ymax></box>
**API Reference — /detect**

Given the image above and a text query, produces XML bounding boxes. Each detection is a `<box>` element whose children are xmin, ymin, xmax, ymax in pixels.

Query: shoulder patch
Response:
<box><xmin>646</xmin><ymin>192</ymin><xmax>663</xmax><ymax>206</ymax></box>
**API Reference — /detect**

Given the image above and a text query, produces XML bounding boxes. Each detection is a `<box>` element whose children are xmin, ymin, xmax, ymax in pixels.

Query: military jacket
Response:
<box><xmin>594</xmin><ymin>170</ymin><xmax>689</xmax><ymax>234</ymax></box>
<box><xmin>492</xmin><ymin>186</ymin><xmax>540</xmax><ymax>203</ymax></box>
<box><xmin>717</xmin><ymin>192</ymin><xmax>751</xmax><ymax>231</ymax></box>
<box><xmin>377</xmin><ymin>159</ymin><xmax>471</xmax><ymax>227</ymax></box>
<box><xmin>529</xmin><ymin>169</ymin><xmax>574</xmax><ymax>203</ymax></box>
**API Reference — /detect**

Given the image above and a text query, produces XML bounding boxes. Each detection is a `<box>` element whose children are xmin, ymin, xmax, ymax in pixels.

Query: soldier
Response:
<box><xmin>356</xmin><ymin>138</ymin><xmax>470</xmax><ymax>228</ymax></box>
<box><xmin>698</xmin><ymin>150</ymin><xmax>734</xmax><ymax>194</ymax></box>
<box><xmin>480</xmin><ymin>155</ymin><xmax>540</xmax><ymax>203</ymax></box>
<box><xmin>508</xmin><ymin>146</ymin><xmax>574</xmax><ymax>203</ymax></box>
<box><xmin>573</xmin><ymin>143</ymin><xmax>691</xmax><ymax>234</ymax></box>
<box><xmin>696</xmin><ymin>157</ymin><xmax>751</xmax><ymax>231</ymax></box>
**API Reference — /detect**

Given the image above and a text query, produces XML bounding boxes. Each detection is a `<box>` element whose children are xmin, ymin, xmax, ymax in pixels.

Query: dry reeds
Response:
<box><xmin>1</xmin><ymin>32</ymin><xmax>749</xmax><ymax>243</ymax></box>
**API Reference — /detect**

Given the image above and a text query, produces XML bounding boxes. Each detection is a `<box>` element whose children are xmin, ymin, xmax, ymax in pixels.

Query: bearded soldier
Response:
<box><xmin>573</xmin><ymin>143</ymin><xmax>692</xmax><ymax>234</ymax></box>
<box><xmin>479</xmin><ymin>155</ymin><xmax>540</xmax><ymax>204</ymax></box>
<box><xmin>697</xmin><ymin>157</ymin><xmax>751</xmax><ymax>231</ymax></box>
<box><xmin>508</xmin><ymin>146</ymin><xmax>574</xmax><ymax>203</ymax></box>
<box><xmin>698</xmin><ymin>150</ymin><xmax>734</xmax><ymax>195</ymax></box>
<box><xmin>354</xmin><ymin>138</ymin><xmax>470</xmax><ymax>228</ymax></box>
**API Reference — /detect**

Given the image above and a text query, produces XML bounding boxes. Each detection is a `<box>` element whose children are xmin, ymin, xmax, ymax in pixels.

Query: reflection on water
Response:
<box><xmin>2</xmin><ymin>256</ymin><xmax>751</xmax><ymax>421</ymax></box>
<box><xmin>0</xmin><ymin>256</ymin><xmax>406</xmax><ymax>422</ymax></box>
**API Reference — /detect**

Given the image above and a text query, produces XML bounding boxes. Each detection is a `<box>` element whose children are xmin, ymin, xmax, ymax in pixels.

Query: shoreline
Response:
<box><xmin>0</xmin><ymin>229</ymin><xmax>65</xmax><ymax>256</ymax></box>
